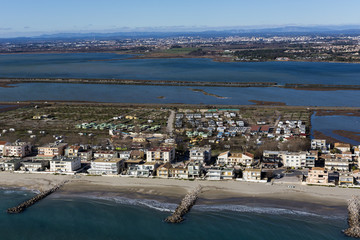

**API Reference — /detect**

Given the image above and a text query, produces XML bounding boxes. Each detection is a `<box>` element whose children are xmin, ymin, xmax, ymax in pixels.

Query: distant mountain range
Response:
<box><xmin>2</xmin><ymin>25</ymin><xmax>360</xmax><ymax>40</ymax></box>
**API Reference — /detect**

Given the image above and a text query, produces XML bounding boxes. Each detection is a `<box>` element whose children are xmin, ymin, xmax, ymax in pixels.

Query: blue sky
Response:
<box><xmin>1</xmin><ymin>0</ymin><xmax>360</xmax><ymax>37</ymax></box>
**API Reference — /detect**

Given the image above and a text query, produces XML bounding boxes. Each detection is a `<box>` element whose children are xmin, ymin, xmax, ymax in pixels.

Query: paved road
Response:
<box><xmin>166</xmin><ymin>110</ymin><xmax>175</xmax><ymax>137</ymax></box>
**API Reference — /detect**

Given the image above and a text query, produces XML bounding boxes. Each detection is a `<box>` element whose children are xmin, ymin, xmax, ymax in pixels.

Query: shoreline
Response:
<box><xmin>0</xmin><ymin>172</ymin><xmax>353</xmax><ymax>217</ymax></box>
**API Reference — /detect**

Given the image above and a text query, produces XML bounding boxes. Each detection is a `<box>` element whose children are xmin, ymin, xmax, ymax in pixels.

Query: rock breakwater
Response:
<box><xmin>344</xmin><ymin>196</ymin><xmax>360</xmax><ymax>238</ymax></box>
<box><xmin>7</xmin><ymin>181</ymin><xmax>69</xmax><ymax>214</ymax></box>
<box><xmin>165</xmin><ymin>185</ymin><xmax>202</xmax><ymax>223</ymax></box>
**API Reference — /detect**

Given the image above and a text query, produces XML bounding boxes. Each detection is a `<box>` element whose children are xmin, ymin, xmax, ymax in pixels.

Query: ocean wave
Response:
<box><xmin>54</xmin><ymin>193</ymin><xmax>344</xmax><ymax>220</ymax></box>
<box><xmin>0</xmin><ymin>187</ymin><xmax>39</xmax><ymax>195</ymax></box>
<box><xmin>193</xmin><ymin>204</ymin><xmax>344</xmax><ymax>220</ymax></box>
<box><xmin>77</xmin><ymin>195</ymin><xmax>177</xmax><ymax>212</ymax></box>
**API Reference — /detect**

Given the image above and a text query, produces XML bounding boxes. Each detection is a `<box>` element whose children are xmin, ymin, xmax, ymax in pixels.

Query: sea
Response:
<box><xmin>0</xmin><ymin>188</ymin><xmax>351</xmax><ymax>240</ymax></box>
<box><xmin>0</xmin><ymin>53</ymin><xmax>360</xmax><ymax>106</ymax></box>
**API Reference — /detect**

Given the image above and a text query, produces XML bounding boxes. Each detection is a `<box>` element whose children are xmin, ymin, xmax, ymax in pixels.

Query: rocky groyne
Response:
<box><xmin>165</xmin><ymin>185</ymin><xmax>202</xmax><ymax>223</ymax></box>
<box><xmin>343</xmin><ymin>196</ymin><xmax>360</xmax><ymax>238</ymax></box>
<box><xmin>7</xmin><ymin>181</ymin><xmax>69</xmax><ymax>214</ymax></box>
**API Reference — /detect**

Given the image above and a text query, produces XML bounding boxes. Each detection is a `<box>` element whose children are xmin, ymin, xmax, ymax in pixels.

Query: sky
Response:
<box><xmin>1</xmin><ymin>0</ymin><xmax>360</xmax><ymax>37</ymax></box>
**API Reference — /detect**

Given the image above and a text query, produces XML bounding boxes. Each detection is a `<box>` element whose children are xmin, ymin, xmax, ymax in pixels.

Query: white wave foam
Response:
<box><xmin>193</xmin><ymin>204</ymin><xmax>343</xmax><ymax>219</ymax></box>
<box><xmin>80</xmin><ymin>195</ymin><xmax>177</xmax><ymax>212</ymax></box>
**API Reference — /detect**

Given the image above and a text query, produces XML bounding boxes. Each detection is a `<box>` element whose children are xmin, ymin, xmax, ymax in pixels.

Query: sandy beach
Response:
<box><xmin>0</xmin><ymin>172</ymin><xmax>358</xmax><ymax>216</ymax></box>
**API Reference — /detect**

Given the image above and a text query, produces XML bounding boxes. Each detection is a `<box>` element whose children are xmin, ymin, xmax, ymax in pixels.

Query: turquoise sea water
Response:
<box><xmin>0</xmin><ymin>189</ymin><xmax>351</xmax><ymax>240</ymax></box>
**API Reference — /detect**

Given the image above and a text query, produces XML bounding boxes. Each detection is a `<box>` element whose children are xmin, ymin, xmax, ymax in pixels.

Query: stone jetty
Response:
<box><xmin>165</xmin><ymin>185</ymin><xmax>202</xmax><ymax>223</ymax></box>
<box><xmin>343</xmin><ymin>196</ymin><xmax>360</xmax><ymax>238</ymax></box>
<box><xmin>7</xmin><ymin>181</ymin><xmax>69</xmax><ymax>214</ymax></box>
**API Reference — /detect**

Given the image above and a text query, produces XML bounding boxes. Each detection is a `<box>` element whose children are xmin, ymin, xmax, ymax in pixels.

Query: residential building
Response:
<box><xmin>156</xmin><ymin>162</ymin><xmax>172</xmax><ymax>178</ymax></box>
<box><xmin>4</xmin><ymin>141</ymin><xmax>32</xmax><ymax>158</ymax></box>
<box><xmin>38</xmin><ymin>142</ymin><xmax>68</xmax><ymax>157</ymax></box>
<box><xmin>119</xmin><ymin>151</ymin><xmax>131</xmax><ymax>160</ymax></box>
<box><xmin>0</xmin><ymin>141</ymin><xmax>10</xmax><ymax>156</ymax></box>
<box><xmin>50</xmin><ymin>157</ymin><xmax>81</xmax><ymax>173</ymax></box>
<box><xmin>188</xmin><ymin>161</ymin><xmax>202</xmax><ymax>178</ymax></box>
<box><xmin>170</xmin><ymin>167</ymin><xmax>188</xmax><ymax>179</ymax></box>
<box><xmin>305</xmin><ymin>151</ymin><xmax>318</xmax><ymax>168</ymax></box>
<box><xmin>339</xmin><ymin>172</ymin><xmax>354</xmax><ymax>186</ymax></box>
<box><xmin>93</xmin><ymin>151</ymin><xmax>118</xmax><ymax>159</ymax></box>
<box><xmin>147</xmin><ymin>147</ymin><xmax>175</xmax><ymax>163</ymax></box>
<box><xmin>79</xmin><ymin>150</ymin><xmax>93</xmax><ymax>162</ymax></box>
<box><xmin>334</xmin><ymin>143</ymin><xmax>351</xmax><ymax>153</ymax></box>
<box><xmin>280</xmin><ymin>151</ymin><xmax>307</xmax><ymax>168</ymax></box>
<box><xmin>88</xmin><ymin>158</ymin><xmax>124</xmax><ymax>175</ymax></box>
<box><xmin>189</xmin><ymin>146</ymin><xmax>211</xmax><ymax>164</ymax></box>
<box><xmin>64</xmin><ymin>145</ymin><xmax>83</xmax><ymax>157</ymax></box>
<box><xmin>0</xmin><ymin>158</ymin><xmax>21</xmax><ymax>171</ymax></box>
<box><xmin>306</xmin><ymin>168</ymin><xmax>329</xmax><ymax>184</ymax></box>
<box><xmin>216</xmin><ymin>151</ymin><xmax>254</xmax><ymax>166</ymax></box>
<box><xmin>130</xmin><ymin>150</ymin><xmax>145</xmax><ymax>159</ymax></box>
<box><xmin>20</xmin><ymin>160</ymin><xmax>48</xmax><ymax>172</ymax></box>
<box><xmin>324</xmin><ymin>158</ymin><xmax>349</xmax><ymax>171</ymax></box>
<box><xmin>243</xmin><ymin>168</ymin><xmax>262</xmax><ymax>181</ymax></box>
<box><xmin>206</xmin><ymin>167</ymin><xmax>234</xmax><ymax>180</ymax></box>
<box><xmin>311</xmin><ymin>139</ymin><xmax>328</xmax><ymax>151</ymax></box>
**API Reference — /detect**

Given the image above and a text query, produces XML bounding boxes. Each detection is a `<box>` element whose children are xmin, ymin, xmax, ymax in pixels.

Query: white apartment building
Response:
<box><xmin>280</xmin><ymin>151</ymin><xmax>307</xmax><ymax>168</ymax></box>
<box><xmin>88</xmin><ymin>158</ymin><xmax>124</xmax><ymax>175</ymax></box>
<box><xmin>50</xmin><ymin>157</ymin><xmax>81</xmax><ymax>173</ymax></box>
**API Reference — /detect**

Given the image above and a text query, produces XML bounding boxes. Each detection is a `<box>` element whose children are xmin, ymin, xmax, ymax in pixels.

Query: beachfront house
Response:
<box><xmin>20</xmin><ymin>160</ymin><xmax>48</xmax><ymax>172</ymax></box>
<box><xmin>306</xmin><ymin>167</ymin><xmax>329</xmax><ymax>185</ymax></box>
<box><xmin>280</xmin><ymin>151</ymin><xmax>307</xmax><ymax>168</ymax></box>
<box><xmin>170</xmin><ymin>167</ymin><xmax>189</xmax><ymax>179</ymax></box>
<box><xmin>243</xmin><ymin>168</ymin><xmax>262</xmax><ymax>181</ymax></box>
<box><xmin>0</xmin><ymin>158</ymin><xmax>22</xmax><ymax>171</ymax></box>
<box><xmin>88</xmin><ymin>158</ymin><xmax>124</xmax><ymax>175</ymax></box>
<box><xmin>206</xmin><ymin>167</ymin><xmax>234</xmax><ymax>180</ymax></box>
<box><xmin>156</xmin><ymin>162</ymin><xmax>172</xmax><ymax>178</ymax></box>
<box><xmin>339</xmin><ymin>172</ymin><xmax>355</xmax><ymax>186</ymax></box>
<box><xmin>188</xmin><ymin>161</ymin><xmax>202</xmax><ymax>178</ymax></box>
<box><xmin>324</xmin><ymin>157</ymin><xmax>350</xmax><ymax>172</ymax></box>
<box><xmin>50</xmin><ymin>157</ymin><xmax>81</xmax><ymax>173</ymax></box>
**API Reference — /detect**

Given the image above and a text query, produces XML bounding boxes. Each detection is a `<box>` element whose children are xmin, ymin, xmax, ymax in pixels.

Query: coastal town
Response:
<box><xmin>0</xmin><ymin>104</ymin><xmax>359</xmax><ymax>187</ymax></box>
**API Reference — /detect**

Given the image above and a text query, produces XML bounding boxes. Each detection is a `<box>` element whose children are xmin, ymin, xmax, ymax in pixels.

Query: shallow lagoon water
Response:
<box><xmin>1</xmin><ymin>53</ymin><xmax>360</xmax><ymax>85</ymax></box>
<box><xmin>1</xmin><ymin>83</ymin><xmax>360</xmax><ymax>107</ymax></box>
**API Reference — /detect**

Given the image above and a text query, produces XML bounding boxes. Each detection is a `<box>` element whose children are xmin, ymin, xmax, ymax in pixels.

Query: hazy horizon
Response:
<box><xmin>1</xmin><ymin>0</ymin><xmax>360</xmax><ymax>38</ymax></box>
